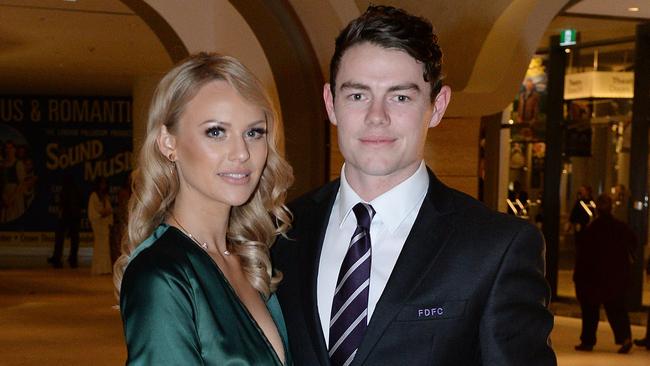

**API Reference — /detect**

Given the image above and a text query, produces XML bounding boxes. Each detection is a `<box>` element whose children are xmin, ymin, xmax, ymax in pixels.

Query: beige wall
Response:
<box><xmin>425</xmin><ymin>117</ymin><xmax>480</xmax><ymax>197</ymax></box>
<box><xmin>135</xmin><ymin>0</ymin><xmax>280</xmax><ymax>151</ymax></box>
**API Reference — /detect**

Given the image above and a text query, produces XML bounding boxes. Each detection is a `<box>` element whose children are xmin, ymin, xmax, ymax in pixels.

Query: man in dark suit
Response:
<box><xmin>273</xmin><ymin>6</ymin><xmax>556</xmax><ymax>365</ymax></box>
<box><xmin>573</xmin><ymin>194</ymin><xmax>635</xmax><ymax>354</ymax></box>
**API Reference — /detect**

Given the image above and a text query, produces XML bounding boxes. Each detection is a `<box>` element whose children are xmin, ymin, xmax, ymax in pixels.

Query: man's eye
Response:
<box><xmin>350</xmin><ymin>94</ymin><xmax>363</xmax><ymax>101</ymax></box>
<box><xmin>396</xmin><ymin>95</ymin><xmax>410</xmax><ymax>102</ymax></box>
<box><xmin>206</xmin><ymin>127</ymin><xmax>225</xmax><ymax>138</ymax></box>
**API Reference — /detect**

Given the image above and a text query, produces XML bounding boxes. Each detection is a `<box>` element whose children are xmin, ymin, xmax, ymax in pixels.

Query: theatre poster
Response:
<box><xmin>0</xmin><ymin>96</ymin><xmax>133</xmax><ymax>251</ymax></box>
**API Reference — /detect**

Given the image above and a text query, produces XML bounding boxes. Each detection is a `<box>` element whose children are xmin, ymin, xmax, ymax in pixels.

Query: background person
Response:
<box><xmin>114</xmin><ymin>53</ymin><xmax>293</xmax><ymax>365</ymax></box>
<box><xmin>110</xmin><ymin>174</ymin><xmax>131</xmax><ymax>264</ymax></box>
<box><xmin>48</xmin><ymin>173</ymin><xmax>82</xmax><ymax>268</ymax></box>
<box><xmin>567</xmin><ymin>185</ymin><xmax>594</xmax><ymax>240</ymax></box>
<box><xmin>633</xmin><ymin>310</ymin><xmax>650</xmax><ymax>350</ymax></box>
<box><xmin>573</xmin><ymin>194</ymin><xmax>635</xmax><ymax>354</ymax></box>
<box><xmin>88</xmin><ymin>176</ymin><xmax>113</xmax><ymax>275</ymax></box>
<box><xmin>517</xmin><ymin>77</ymin><xmax>540</xmax><ymax>124</ymax></box>
<box><xmin>1</xmin><ymin>141</ymin><xmax>25</xmax><ymax>222</ymax></box>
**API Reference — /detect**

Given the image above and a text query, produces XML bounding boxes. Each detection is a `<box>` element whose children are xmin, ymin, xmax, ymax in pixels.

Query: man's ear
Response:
<box><xmin>429</xmin><ymin>85</ymin><xmax>451</xmax><ymax>128</ymax></box>
<box><xmin>157</xmin><ymin>125</ymin><xmax>177</xmax><ymax>160</ymax></box>
<box><xmin>323</xmin><ymin>83</ymin><xmax>337</xmax><ymax>126</ymax></box>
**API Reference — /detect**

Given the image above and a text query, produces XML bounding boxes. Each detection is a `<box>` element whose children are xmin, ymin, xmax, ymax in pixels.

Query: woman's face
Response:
<box><xmin>162</xmin><ymin>80</ymin><xmax>269</xmax><ymax>210</ymax></box>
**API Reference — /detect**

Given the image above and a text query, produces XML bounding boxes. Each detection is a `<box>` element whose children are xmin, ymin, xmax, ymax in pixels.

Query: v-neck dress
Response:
<box><xmin>120</xmin><ymin>224</ymin><xmax>292</xmax><ymax>365</ymax></box>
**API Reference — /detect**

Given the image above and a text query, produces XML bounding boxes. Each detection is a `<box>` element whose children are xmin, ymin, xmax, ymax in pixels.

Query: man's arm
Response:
<box><xmin>479</xmin><ymin>223</ymin><xmax>557</xmax><ymax>365</ymax></box>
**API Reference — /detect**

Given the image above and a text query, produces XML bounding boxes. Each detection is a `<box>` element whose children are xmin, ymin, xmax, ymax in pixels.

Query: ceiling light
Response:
<box><xmin>628</xmin><ymin>7</ymin><xmax>640</xmax><ymax>12</ymax></box>
<box><xmin>565</xmin><ymin>48</ymin><xmax>571</xmax><ymax>54</ymax></box>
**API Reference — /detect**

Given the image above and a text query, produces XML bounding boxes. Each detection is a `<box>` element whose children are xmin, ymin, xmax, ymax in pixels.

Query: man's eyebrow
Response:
<box><xmin>339</xmin><ymin>82</ymin><xmax>370</xmax><ymax>91</ymax></box>
<box><xmin>387</xmin><ymin>83</ymin><xmax>421</xmax><ymax>93</ymax></box>
<box><xmin>339</xmin><ymin>82</ymin><xmax>421</xmax><ymax>93</ymax></box>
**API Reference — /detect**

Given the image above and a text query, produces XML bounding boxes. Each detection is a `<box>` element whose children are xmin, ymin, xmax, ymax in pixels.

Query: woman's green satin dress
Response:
<box><xmin>120</xmin><ymin>225</ymin><xmax>292</xmax><ymax>365</ymax></box>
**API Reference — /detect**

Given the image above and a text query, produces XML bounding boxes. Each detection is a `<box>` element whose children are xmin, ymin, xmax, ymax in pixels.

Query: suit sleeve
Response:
<box><xmin>479</xmin><ymin>223</ymin><xmax>557</xmax><ymax>365</ymax></box>
<box><xmin>120</xmin><ymin>258</ymin><xmax>202</xmax><ymax>365</ymax></box>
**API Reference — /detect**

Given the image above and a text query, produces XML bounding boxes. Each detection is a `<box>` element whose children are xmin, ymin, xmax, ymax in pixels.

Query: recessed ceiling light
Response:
<box><xmin>628</xmin><ymin>7</ymin><xmax>640</xmax><ymax>12</ymax></box>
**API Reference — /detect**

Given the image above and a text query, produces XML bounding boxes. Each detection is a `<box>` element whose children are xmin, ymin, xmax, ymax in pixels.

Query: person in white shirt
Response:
<box><xmin>273</xmin><ymin>5</ymin><xmax>556</xmax><ymax>366</ymax></box>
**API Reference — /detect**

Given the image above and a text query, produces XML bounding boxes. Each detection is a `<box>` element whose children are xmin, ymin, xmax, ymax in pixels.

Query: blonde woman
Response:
<box><xmin>114</xmin><ymin>53</ymin><xmax>293</xmax><ymax>365</ymax></box>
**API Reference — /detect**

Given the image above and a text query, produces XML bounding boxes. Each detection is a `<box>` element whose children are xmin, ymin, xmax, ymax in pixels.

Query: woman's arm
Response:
<box><xmin>120</xmin><ymin>256</ymin><xmax>202</xmax><ymax>365</ymax></box>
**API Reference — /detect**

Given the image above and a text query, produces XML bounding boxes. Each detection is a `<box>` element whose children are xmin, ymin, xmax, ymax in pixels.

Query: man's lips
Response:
<box><xmin>359</xmin><ymin>136</ymin><xmax>397</xmax><ymax>145</ymax></box>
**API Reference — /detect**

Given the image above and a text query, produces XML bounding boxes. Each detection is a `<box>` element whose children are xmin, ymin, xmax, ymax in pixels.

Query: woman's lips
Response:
<box><xmin>217</xmin><ymin>172</ymin><xmax>251</xmax><ymax>185</ymax></box>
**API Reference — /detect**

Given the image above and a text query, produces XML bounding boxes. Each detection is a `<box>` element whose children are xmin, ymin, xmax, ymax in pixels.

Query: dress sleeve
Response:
<box><xmin>120</xmin><ymin>255</ymin><xmax>203</xmax><ymax>365</ymax></box>
<box><xmin>479</xmin><ymin>223</ymin><xmax>557</xmax><ymax>365</ymax></box>
<box><xmin>87</xmin><ymin>192</ymin><xmax>101</xmax><ymax>222</ymax></box>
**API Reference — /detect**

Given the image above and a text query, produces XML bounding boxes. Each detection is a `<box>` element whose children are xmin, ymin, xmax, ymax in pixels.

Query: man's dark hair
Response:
<box><xmin>329</xmin><ymin>5</ymin><xmax>443</xmax><ymax>102</ymax></box>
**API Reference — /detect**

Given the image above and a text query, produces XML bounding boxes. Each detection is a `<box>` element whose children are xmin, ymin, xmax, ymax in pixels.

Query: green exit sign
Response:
<box><xmin>560</xmin><ymin>29</ymin><xmax>577</xmax><ymax>46</ymax></box>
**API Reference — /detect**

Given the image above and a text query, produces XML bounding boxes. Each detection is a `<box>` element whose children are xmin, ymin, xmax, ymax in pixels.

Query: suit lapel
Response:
<box><xmin>352</xmin><ymin>171</ymin><xmax>457</xmax><ymax>365</ymax></box>
<box><xmin>299</xmin><ymin>181</ymin><xmax>339</xmax><ymax>366</ymax></box>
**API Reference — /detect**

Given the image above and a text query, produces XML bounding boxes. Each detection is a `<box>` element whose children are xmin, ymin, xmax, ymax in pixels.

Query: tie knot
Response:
<box><xmin>352</xmin><ymin>202</ymin><xmax>375</xmax><ymax>231</ymax></box>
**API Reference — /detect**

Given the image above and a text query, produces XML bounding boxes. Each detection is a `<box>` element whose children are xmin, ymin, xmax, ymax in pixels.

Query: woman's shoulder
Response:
<box><xmin>122</xmin><ymin>225</ymin><xmax>195</xmax><ymax>288</ymax></box>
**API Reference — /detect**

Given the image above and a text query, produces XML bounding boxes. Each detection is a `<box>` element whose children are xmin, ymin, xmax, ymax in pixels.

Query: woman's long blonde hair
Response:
<box><xmin>113</xmin><ymin>52</ymin><xmax>293</xmax><ymax>299</ymax></box>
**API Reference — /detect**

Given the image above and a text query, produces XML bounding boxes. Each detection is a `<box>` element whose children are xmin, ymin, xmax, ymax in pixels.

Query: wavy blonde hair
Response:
<box><xmin>113</xmin><ymin>52</ymin><xmax>293</xmax><ymax>299</ymax></box>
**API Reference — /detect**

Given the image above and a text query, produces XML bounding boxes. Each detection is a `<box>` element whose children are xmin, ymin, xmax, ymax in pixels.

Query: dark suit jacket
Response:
<box><xmin>273</xmin><ymin>170</ymin><xmax>556</xmax><ymax>365</ymax></box>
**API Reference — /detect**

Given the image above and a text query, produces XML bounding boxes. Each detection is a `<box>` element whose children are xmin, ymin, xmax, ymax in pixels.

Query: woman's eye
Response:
<box><xmin>246</xmin><ymin>128</ymin><xmax>267</xmax><ymax>139</ymax></box>
<box><xmin>206</xmin><ymin>127</ymin><xmax>225</xmax><ymax>138</ymax></box>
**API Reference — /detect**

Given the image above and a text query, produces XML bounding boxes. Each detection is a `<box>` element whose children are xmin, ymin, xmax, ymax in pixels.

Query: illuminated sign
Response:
<box><xmin>560</xmin><ymin>29</ymin><xmax>577</xmax><ymax>46</ymax></box>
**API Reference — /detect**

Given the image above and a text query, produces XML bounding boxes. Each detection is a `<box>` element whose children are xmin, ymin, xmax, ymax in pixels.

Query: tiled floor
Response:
<box><xmin>553</xmin><ymin>316</ymin><xmax>649</xmax><ymax>365</ymax></box>
<box><xmin>0</xmin><ymin>267</ymin><xmax>649</xmax><ymax>365</ymax></box>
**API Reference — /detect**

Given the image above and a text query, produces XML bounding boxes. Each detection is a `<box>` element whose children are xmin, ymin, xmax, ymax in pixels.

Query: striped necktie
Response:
<box><xmin>329</xmin><ymin>202</ymin><xmax>375</xmax><ymax>366</ymax></box>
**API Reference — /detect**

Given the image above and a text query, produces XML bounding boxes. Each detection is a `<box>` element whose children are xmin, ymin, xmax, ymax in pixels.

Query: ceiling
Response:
<box><xmin>537</xmin><ymin>0</ymin><xmax>645</xmax><ymax>71</ymax></box>
<box><xmin>0</xmin><ymin>0</ymin><xmax>647</xmax><ymax>97</ymax></box>
<box><xmin>565</xmin><ymin>0</ymin><xmax>650</xmax><ymax>20</ymax></box>
<box><xmin>0</xmin><ymin>0</ymin><xmax>172</xmax><ymax>96</ymax></box>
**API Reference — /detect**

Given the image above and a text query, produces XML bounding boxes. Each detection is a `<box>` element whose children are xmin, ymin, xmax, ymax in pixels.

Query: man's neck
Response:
<box><xmin>344</xmin><ymin>162</ymin><xmax>423</xmax><ymax>202</ymax></box>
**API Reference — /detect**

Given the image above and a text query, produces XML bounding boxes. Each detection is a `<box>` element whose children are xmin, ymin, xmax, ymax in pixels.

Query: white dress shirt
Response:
<box><xmin>317</xmin><ymin>161</ymin><xmax>429</xmax><ymax>346</ymax></box>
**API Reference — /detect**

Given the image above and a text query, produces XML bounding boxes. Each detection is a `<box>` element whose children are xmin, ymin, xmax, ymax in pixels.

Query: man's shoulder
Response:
<box><xmin>437</xmin><ymin>182</ymin><xmax>534</xmax><ymax>232</ymax></box>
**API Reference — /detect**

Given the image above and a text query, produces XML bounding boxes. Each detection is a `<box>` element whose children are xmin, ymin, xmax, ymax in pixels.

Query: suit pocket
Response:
<box><xmin>395</xmin><ymin>300</ymin><xmax>467</xmax><ymax>321</ymax></box>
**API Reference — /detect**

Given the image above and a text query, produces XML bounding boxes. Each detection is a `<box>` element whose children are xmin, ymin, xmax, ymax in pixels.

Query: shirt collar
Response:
<box><xmin>338</xmin><ymin>161</ymin><xmax>429</xmax><ymax>233</ymax></box>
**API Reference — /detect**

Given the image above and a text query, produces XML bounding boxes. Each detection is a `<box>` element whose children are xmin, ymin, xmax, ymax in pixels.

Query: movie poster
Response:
<box><xmin>0</xmin><ymin>96</ymin><xmax>132</xmax><ymax>247</ymax></box>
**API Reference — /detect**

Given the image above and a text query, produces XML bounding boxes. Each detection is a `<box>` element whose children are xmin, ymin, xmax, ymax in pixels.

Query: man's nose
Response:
<box><xmin>365</xmin><ymin>98</ymin><xmax>389</xmax><ymax>125</ymax></box>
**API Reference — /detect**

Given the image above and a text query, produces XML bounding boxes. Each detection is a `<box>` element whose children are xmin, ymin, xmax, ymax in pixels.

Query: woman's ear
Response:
<box><xmin>157</xmin><ymin>125</ymin><xmax>177</xmax><ymax>161</ymax></box>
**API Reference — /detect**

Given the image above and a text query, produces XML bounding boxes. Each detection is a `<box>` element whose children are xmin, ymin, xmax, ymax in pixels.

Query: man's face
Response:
<box><xmin>578</xmin><ymin>186</ymin><xmax>587</xmax><ymax>199</ymax></box>
<box><xmin>324</xmin><ymin>42</ymin><xmax>450</xmax><ymax>191</ymax></box>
